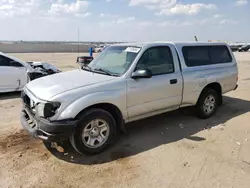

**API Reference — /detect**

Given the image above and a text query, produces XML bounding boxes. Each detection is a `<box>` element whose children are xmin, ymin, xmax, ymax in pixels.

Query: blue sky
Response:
<box><xmin>0</xmin><ymin>0</ymin><xmax>249</xmax><ymax>42</ymax></box>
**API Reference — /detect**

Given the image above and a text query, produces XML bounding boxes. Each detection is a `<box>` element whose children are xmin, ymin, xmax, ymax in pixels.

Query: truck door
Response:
<box><xmin>126</xmin><ymin>45</ymin><xmax>183</xmax><ymax>118</ymax></box>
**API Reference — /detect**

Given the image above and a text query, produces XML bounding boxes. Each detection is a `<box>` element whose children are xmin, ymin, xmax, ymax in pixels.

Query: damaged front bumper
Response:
<box><xmin>21</xmin><ymin>106</ymin><xmax>77</xmax><ymax>142</ymax></box>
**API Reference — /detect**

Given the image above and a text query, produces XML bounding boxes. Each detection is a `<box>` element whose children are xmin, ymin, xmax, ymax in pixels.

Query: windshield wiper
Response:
<box><xmin>94</xmin><ymin>68</ymin><xmax>118</xmax><ymax>76</ymax></box>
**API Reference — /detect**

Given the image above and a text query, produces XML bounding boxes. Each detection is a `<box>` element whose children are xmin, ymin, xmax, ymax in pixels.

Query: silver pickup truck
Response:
<box><xmin>21</xmin><ymin>42</ymin><xmax>238</xmax><ymax>155</ymax></box>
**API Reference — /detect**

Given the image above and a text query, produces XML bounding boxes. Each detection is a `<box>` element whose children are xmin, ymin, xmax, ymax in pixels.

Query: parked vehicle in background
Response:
<box><xmin>21</xmin><ymin>42</ymin><xmax>238</xmax><ymax>155</ymax></box>
<box><xmin>94</xmin><ymin>45</ymin><xmax>106</xmax><ymax>53</ymax></box>
<box><xmin>0</xmin><ymin>52</ymin><xmax>60</xmax><ymax>93</ymax></box>
<box><xmin>238</xmin><ymin>44</ymin><xmax>250</xmax><ymax>52</ymax></box>
<box><xmin>76</xmin><ymin>56</ymin><xmax>94</xmax><ymax>68</ymax></box>
<box><xmin>229</xmin><ymin>44</ymin><xmax>242</xmax><ymax>52</ymax></box>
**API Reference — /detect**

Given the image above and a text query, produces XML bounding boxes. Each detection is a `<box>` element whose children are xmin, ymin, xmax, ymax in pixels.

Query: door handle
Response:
<box><xmin>170</xmin><ymin>79</ymin><xmax>177</xmax><ymax>84</ymax></box>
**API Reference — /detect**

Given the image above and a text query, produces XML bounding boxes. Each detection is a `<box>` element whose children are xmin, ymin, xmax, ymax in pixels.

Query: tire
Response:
<box><xmin>70</xmin><ymin>108</ymin><xmax>116</xmax><ymax>155</ymax></box>
<box><xmin>195</xmin><ymin>88</ymin><xmax>219</xmax><ymax>119</ymax></box>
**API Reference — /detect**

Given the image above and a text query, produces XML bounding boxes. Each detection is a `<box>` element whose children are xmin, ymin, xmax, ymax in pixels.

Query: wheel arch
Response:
<box><xmin>198</xmin><ymin>82</ymin><xmax>222</xmax><ymax>105</ymax></box>
<box><xmin>75</xmin><ymin>103</ymin><xmax>125</xmax><ymax>133</ymax></box>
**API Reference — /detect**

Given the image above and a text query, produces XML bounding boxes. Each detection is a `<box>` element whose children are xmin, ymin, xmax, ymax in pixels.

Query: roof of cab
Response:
<box><xmin>112</xmin><ymin>41</ymin><xmax>228</xmax><ymax>48</ymax></box>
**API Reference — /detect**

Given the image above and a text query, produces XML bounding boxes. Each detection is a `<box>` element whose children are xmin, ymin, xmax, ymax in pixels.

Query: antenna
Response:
<box><xmin>77</xmin><ymin>27</ymin><xmax>80</xmax><ymax>70</ymax></box>
<box><xmin>77</xmin><ymin>27</ymin><xmax>80</xmax><ymax>57</ymax></box>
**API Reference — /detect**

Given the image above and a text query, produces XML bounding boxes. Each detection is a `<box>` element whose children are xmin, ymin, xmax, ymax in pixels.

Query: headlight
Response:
<box><xmin>35</xmin><ymin>102</ymin><xmax>61</xmax><ymax>118</ymax></box>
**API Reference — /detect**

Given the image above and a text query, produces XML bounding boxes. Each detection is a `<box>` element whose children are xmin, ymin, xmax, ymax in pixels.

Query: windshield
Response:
<box><xmin>88</xmin><ymin>45</ymin><xmax>141</xmax><ymax>76</ymax></box>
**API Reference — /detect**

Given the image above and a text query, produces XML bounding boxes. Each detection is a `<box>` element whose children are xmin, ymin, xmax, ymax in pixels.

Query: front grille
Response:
<box><xmin>22</xmin><ymin>93</ymin><xmax>31</xmax><ymax>108</ymax></box>
<box><xmin>21</xmin><ymin>91</ymin><xmax>35</xmax><ymax>111</ymax></box>
<box><xmin>23</xmin><ymin>108</ymin><xmax>37</xmax><ymax>128</ymax></box>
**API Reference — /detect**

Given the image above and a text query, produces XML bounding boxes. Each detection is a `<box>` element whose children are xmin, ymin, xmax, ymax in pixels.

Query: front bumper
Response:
<box><xmin>21</xmin><ymin>106</ymin><xmax>77</xmax><ymax>142</ymax></box>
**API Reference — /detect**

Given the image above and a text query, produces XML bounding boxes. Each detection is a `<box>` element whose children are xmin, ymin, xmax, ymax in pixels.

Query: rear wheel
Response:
<box><xmin>196</xmin><ymin>88</ymin><xmax>218</xmax><ymax>119</ymax></box>
<box><xmin>70</xmin><ymin>109</ymin><xmax>116</xmax><ymax>155</ymax></box>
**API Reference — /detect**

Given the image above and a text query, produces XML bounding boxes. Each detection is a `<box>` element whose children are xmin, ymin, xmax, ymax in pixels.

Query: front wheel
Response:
<box><xmin>70</xmin><ymin>109</ymin><xmax>116</xmax><ymax>155</ymax></box>
<box><xmin>195</xmin><ymin>88</ymin><xmax>219</xmax><ymax>119</ymax></box>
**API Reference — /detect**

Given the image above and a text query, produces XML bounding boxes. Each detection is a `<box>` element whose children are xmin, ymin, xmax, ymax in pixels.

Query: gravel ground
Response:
<box><xmin>0</xmin><ymin>52</ymin><xmax>250</xmax><ymax>188</ymax></box>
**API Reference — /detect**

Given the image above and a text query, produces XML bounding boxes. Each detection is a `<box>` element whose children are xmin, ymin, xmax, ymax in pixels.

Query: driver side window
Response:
<box><xmin>136</xmin><ymin>46</ymin><xmax>174</xmax><ymax>75</ymax></box>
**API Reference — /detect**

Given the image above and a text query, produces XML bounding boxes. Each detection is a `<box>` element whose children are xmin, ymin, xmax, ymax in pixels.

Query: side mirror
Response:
<box><xmin>131</xmin><ymin>69</ymin><xmax>152</xmax><ymax>79</ymax></box>
<box><xmin>77</xmin><ymin>56</ymin><xmax>93</xmax><ymax>65</ymax></box>
<box><xmin>10</xmin><ymin>61</ymin><xmax>23</xmax><ymax>67</ymax></box>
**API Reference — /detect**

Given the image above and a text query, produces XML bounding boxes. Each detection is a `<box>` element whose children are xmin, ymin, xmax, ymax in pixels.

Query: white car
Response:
<box><xmin>0</xmin><ymin>52</ymin><xmax>60</xmax><ymax>93</ymax></box>
<box><xmin>94</xmin><ymin>45</ymin><xmax>106</xmax><ymax>53</ymax></box>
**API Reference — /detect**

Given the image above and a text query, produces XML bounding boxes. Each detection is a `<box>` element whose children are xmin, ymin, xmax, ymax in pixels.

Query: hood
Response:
<box><xmin>26</xmin><ymin>69</ymin><xmax>115</xmax><ymax>100</ymax></box>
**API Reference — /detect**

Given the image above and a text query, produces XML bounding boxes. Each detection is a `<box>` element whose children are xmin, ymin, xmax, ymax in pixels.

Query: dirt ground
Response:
<box><xmin>0</xmin><ymin>52</ymin><xmax>250</xmax><ymax>188</ymax></box>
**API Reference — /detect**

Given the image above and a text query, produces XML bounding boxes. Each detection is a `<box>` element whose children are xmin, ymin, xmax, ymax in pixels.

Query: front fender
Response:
<box><xmin>57</xmin><ymin>90</ymin><xmax>127</xmax><ymax>121</ymax></box>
